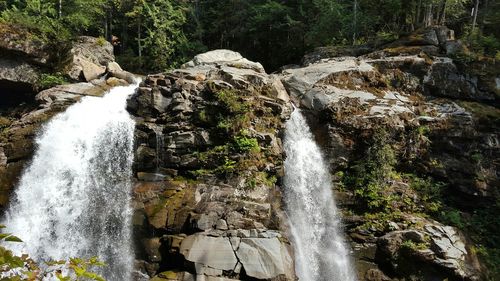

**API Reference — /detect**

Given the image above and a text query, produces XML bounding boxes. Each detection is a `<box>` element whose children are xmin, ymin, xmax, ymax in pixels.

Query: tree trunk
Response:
<box><xmin>107</xmin><ymin>9</ymin><xmax>113</xmax><ymax>42</ymax></box>
<box><xmin>416</xmin><ymin>0</ymin><xmax>422</xmax><ymax>27</ymax></box>
<box><xmin>472</xmin><ymin>0</ymin><xmax>480</xmax><ymax>32</ymax></box>
<box><xmin>400</xmin><ymin>0</ymin><xmax>410</xmax><ymax>32</ymax></box>
<box><xmin>58</xmin><ymin>0</ymin><xmax>62</xmax><ymax>18</ymax></box>
<box><xmin>480</xmin><ymin>0</ymin><xmax>489</xmax><ymax>31</ymax></box>
<box><xmin>137</xmin><ymin>17</ymin><xmax>142</xmax><ymax>68</ymax></box>
<box><xmin>438</xmin><ymin>0</ymin><xmax>447</xmax><ymax>25</ymax></box>
<box><xmin>121</xmin><ymin>20</ymin><xmax>127</xmax><ymax>52</ymax></box>
<box><xmin>353</xmin><ymin>0</ymin><xmax>357</xmax><ymax>45</ymax></box>
<box><xmin>104</xmin><ymin>15</ymin><xmax>108</xmax><ymax>41</ymax></box>
<box><xmin>424</xmin><ymin>4</ymin><xmax>433</xmax><ymax>27</ymax></box>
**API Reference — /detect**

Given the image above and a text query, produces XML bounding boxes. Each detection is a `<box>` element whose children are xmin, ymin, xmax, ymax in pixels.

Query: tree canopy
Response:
<box><xmin>1</xmin><ymin>0</ymin><xmax>499</xmax><ymax>72</ymax></box>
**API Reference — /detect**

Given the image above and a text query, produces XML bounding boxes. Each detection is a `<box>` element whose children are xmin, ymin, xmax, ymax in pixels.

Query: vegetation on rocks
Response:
<box><xmin>336</xmin><ymin>123</ymin><xmax>499</xmax><ymax>279</ymax></box>
<box><xmin>36</xmin><ymin>73</ymin><xmax>69</xmax><ymax>90</ymax></box>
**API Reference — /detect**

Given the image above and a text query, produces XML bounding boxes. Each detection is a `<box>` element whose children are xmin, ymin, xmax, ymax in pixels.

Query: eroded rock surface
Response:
<box><xmin>129</xmin><ymin>50</ymin><xmax>295</xmax><ymax>280</ymax></box>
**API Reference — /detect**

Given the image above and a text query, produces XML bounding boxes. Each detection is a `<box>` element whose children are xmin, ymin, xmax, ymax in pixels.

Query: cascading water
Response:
<box><xmin>3</xmin><ymin>83</ymin><xmax>138</xmax><ymax>281</ymax></box>
<box><xmin>283</xmin><ymin>110</ymin><xmax>356</xmax><ymax>281</ymax></box>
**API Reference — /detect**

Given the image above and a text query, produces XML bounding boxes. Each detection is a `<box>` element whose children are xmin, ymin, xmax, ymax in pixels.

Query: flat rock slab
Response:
<box><xmin>179</xmin><ymin>235</ymin><xmax>238</xmax><ymax>271</ymax></box>
<box><xmin>235</xmin><ymin>237</ymin><xmax>293</xmax><ymax>280</ymax></box>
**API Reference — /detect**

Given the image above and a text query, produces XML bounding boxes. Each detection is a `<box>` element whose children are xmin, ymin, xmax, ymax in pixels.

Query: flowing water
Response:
<box><xmin>283</xmin><ymin>110</ymin><xmax>356</xmax><ymax>281</ymax></box>
<box><xmin>3</xmin><ymin>84</ymin><xmax>138</xmax><ymax>280</ymax></box>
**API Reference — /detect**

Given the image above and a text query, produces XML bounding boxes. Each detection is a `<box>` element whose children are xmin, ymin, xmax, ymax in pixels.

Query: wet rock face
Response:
<box><xmin>0</xmin><ymin>29</ymin><xmax>130</xmax><ymax>205</ymax></box>
<box><xmin>128</xmin><ymin>50</ymin><xmax>295</xmax><ymax>280</ymax></box>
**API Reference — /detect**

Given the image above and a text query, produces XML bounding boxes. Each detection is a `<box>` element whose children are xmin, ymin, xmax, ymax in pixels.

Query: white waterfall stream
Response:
<box><xmin>283</xmin><ymin>110</ymin><xmax>356</xmax><ymax>281</ymax></box>
<box><xmin>2</xmin><ymin>84</ymin><xmax>138</xmax><ymax>280</ymax></box>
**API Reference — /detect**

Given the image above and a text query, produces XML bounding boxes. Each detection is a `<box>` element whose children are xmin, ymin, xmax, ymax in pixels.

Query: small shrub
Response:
<box><xmin>405</xmin><ymin>173</ymin><xmax>444</xmax><ymax>214</ymax></box>
<box><xmin>37</xmin><ymin>73</ymin><xmax>68</xmax><ymax>89</ymax></box>
<box><xmin>401</xmin><ymin>240</ymin><xmax>427</xmax><ymax>251</ymax></box>
<box><xmin>214</xmin><ymin>157</ymin><xmax>236</xmax><ymax>176</ymax></box>
<box><xmin>440</xmin><ymin>208</ymin><xmax>464</xmax><ymax>228</ymax></box>
<box><xmin>215</xmin><ymin>89</ymin><xmax>248</xmax><ymax>114</ymax></box>
<box><xmin>233</xmin><ymin>135</ymin><xmax>260</xmax><ymax>153</ymax></box>
<box><xmin>0</xmin><ymin>225</ymin><xmax>105</xmax><ymax>280</ymax></box>
<box><xmin>96</xmin><ymin>36</ymin><xmax>107</xmax><ymax>46</ymax></box>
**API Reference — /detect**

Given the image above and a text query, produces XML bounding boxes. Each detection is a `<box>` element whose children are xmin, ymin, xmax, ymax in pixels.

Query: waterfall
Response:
<box><xmin>283</xmin><ymin>110</ymin><xmax>356</xmax><ymax>281</ymax></box>
<box><xmin>3</xmin><ymin>83</ymin><xmax>138</xmax><ymax>281</ymax></box>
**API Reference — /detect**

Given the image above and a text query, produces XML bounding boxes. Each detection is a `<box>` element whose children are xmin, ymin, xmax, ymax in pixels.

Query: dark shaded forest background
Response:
<box><xmin>1</xmin><ymin>0</ymin><xmax>499</xmax><ymax>72</ymax></box>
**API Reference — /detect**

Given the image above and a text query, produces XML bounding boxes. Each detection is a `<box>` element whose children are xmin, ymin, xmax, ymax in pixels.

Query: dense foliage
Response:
<box><xmin>1</xmin><ymin>0</ymin><xmax>499</xmax><ymax>72</ymax></box>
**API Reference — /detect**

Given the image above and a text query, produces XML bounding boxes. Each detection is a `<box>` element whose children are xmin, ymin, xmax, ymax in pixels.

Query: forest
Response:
<box><xmin>1</xmin><ymin>0</ymin><xmax>499</xmax><ymax>72</ymax></box>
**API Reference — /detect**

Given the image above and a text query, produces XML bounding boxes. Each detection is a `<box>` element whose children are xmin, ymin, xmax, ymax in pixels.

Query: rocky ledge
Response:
<box><xmin>127</xmin><ymin>50</ymin><xmax>295</xmax><ymax>281</ymax></box>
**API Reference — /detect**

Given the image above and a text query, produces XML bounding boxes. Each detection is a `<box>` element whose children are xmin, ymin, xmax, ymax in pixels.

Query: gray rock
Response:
<box><xmin>0</xmin><ymin>57</ymin><xmax>39</xmax><ymax>90</ymax></box>
<box><xmin>106</xmin><ymin>61</ymin><xmax>123</xmax><ymax>73</ymax></box>
<box><xmin>71</xmin><ymin>36</ymin><xmax>114</xmax><ymax>66</ymax></box>
<box><xmin>197</xmin><ymin>212</ymin><xmax>219</xmax><ymax>230</ymax></box>
<box><xmin>179</xmin><ymin>234</ymin><xmax>238</xmax><ymax>271</ymax></box>
<box><xmin>445</xmin><ymin>40</ymin><xmax>467</xmax><ymax>56</ymax></box>
<box><xmin>434</xmin><ymin>26</ymin><xmax>455</xmax><ymax>46</ymax></box>
<box><xmin>36</xmin><ymin>82</ymin><xmax>108</xmax><ymax>106</ymax></box>
<box><xmin>183</xmin><ymin>49</ymin><xmax>265</xmax><ymax>73</ymax></box>
<box><xmin>235</xmin><ymin>238</ymin><xmax>294</xmax><ymax>279</ymax></box>
<box><xmin>216</xmin><ymin>219</ymin><xmax>228</xmax><ymax>230</ymax></box>
<box><xmin>108</xmin><ymin>69</ymin><xmax>137</xmax><ymax>84</ymax></box>
<box><xmin>0</xmin><ymin>27</ymin><xmax>52</xmax><ymax>65</ymax></box>
<box><xmin>194</xmin><ymin>263</ymin><xmax>223</xmax><ymax>276</ymax></box>
<box><xmin>142</xmin><ymin>238</ymin><xmax>161</xmax><ymax>262</ymax></box>
<box><xmin>65</xmin><ymin>36</ymin><xmax>115</xmax><ymax>82</ymax></box>
<box><xmin>136</xmin><ymin>172</ymin><xmax>168</xmax><ymax>182</ymax></box>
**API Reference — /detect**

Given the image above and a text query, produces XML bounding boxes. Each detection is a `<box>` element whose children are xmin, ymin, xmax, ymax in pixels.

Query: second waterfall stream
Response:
<box><xmin>3</xmin><ymin>83</ymin><xmax>138</xmax><ymax>281</ymax></box>
<box><xmin>284</xmin><ymin>109</ymin><xmax>356</xmax><ymax>281</ymax></box>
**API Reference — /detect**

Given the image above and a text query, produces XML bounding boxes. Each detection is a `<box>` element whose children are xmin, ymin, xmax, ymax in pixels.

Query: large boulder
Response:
<box><xmin>182</xmin><ymin>49</ymin><xmax>265</xmax><ymax>73</ymax></box>
<box><xmin>235</xmin><ymin>237</ymin><xmax>294</xmax><ymax>280</ymax></box>
<box><xmin>0</xmin><ymin>23</ymin><xmax>54</xmax><ymax>66</ymax></box>
<box><xmin>65</xmin><ymin>36</ymin><xmax>115</xmax><ymax>82</ymax></box>
<box><xmin>0</xmin><ymin>58</ymin><xmax>40</xmax><ymax>106</ymax></box>
<box><xmin>180</xmin><ymin>235</ymin><xmax>238</xmax><ymax>272</ymax></box>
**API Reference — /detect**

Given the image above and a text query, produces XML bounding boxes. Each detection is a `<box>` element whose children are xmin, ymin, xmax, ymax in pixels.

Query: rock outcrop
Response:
<box><xmin>278</xmin><ymin>26</ymin><xmax>497</xmax><ymax>281</ymax></box>
<box><xmin>0</xmin><ymin>29</ymin><xmax>133</xmax><ymax>209</ymax></box>
<box><xmin>0</xmin><ymin>24</ymin><xmax>120</xmax><ymax>108</ymax></box>
<box><xmin>65</xmin><ymin>36</ymin><xmax>115</xmax><ymax>82</ymax></box>
<box><xmin>128</xmin><ymin>50</ymin><xmax>295</xmax><ymax>280</ymax></box>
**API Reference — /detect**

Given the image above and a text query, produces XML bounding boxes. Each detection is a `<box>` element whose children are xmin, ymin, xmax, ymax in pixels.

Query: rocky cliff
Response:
<box><xmin>280</xmin><ymin>26</ymin><xmax>498</xmax><ymax>281</ymax></box>
<box><xmin>0</xmin><ymin>26</ymin><xmax>498</xmax><ymax>281</ymax></box>
<box><xmin>127</xmin><ymin>50</ymin><xmax>295</xmax><ymax>281</ymax></box>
